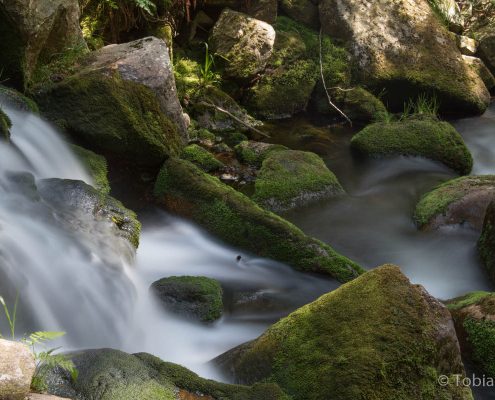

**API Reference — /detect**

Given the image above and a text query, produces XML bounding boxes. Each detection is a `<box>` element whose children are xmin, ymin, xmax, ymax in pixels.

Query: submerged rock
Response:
<box><xmin>210</xmin><ymin>9</ymin><xmax>276</xmax><ymax>80</ymax></box>
<box><xmin>151</xmin><ymin>276</ymin><xmax>223</xmax><ymax>322</ymax></box>
<box><xmin>447</xmin><ymin>292</ymin><xmax>495</xmax><ymax>378</ymax></box>
<box><xmin>414</xmin><ymin>176</ymin><xmax>495</xmax><ymax>231</ymax></box>
<box><xmin>253</xmin><ymin>150</ymin><xmax>345</xmax><ymax>212</ymax></box>
<box><xmin>319</xmin><ymin>0</ymin><xmax>490</xmax><ymax>115</ymax></box>
<box><xmin>478</xmin><ymin>201</ymin><xmax>495</xmax><ymax>284</ymax></box>
<box><xmin>215</xmin><ymin>265</ymin><xmax>473</xmax><ymax>400</ymax></box>
<box><xmin>0</xmin><ymin>339</ymin><xmax>36</xmax><ymax>400</ymax></box>
<box><xmin>153</xmin><ymin>158</ymin><xmax>363</xmax><ymax>282</ymax></box>
<box><xmin>351</xmin><ymin>117</ymin><xmax>473</xmax><ymax>175</ymax></box>
<box><xmin>0</xmin><ymin>0</ymin><xmax>85</xmax><ymax>87</ymax></box>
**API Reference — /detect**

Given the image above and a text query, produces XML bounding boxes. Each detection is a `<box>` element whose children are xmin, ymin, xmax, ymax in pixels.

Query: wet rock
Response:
<box><xmin>0</xmin><ymin>86</ymin><xmax>39</xmax><ymax>112</ymax></box>
<box><xmin>153</xmin><ymin>158</ymin><xmax>363</xmax><ymax>282</ymax></box>
<box><xmin>253</xmin><ymin>150</ymin><xmax>345</xmax><ymax>212</ymax></box>
<box><xmin>150</xmin><ymin>276</ymin><xmax>223</xmax><ymax>322</ymax></box>
<box><xmin>0</xmin><ymin>0</ymin><xmax>85</xmax><ymax>87</ymax></box>
<box><xmin>479</xmin><ymin>201</ymin><xmax>495</xmax><ymax>284</ymax></box>
<box><xmin>71</xmin><ymin>145</ymin><xmax>110</xmax><ymax>195</ymax></box>
<box><xmin>319</xmin><ymin>0</ymin><xmax>489</xmax><ymax>115</ymax></box>
<box><xmin>0</xmin><ymin>339</ymin><xmax>36</xmax><ymax>400</ymax></box>
<box><xmin>209</xmin><ymin>9</ymin><xmax>276</xmax><ymax>80</ymax></box>
<box><xmin>447</xmin><ymin>292</ymin><xmax>495</xmax><ymax>377</ymax></box>
<box><xmin>351</xmin><ymin>116</ymin><xmax>473</xmax><ymax>175</ymax></box>
<box><xmin>462</xmin><ymin>55</ymin><xmax>495</xmax><ymax>91</ymax></box>
<box><xmin>414</xmin><ymin>175</ymin><xmax>495</xmax><ymax>231</ymax></box>
<box><xmin>215</xmin><ymin>265</ymin><xmax>472</xmax><ymax>400</ymax></box>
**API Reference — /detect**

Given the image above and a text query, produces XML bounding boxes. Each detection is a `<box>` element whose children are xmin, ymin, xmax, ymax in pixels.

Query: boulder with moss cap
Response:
<box><xmin>215</xmin><ymin>265</ymin><xmax>473</xmax><ymax>400</ymax></box>
<box><xmin>153</xmin><ymin>158</ymin><xmax>363</xmax><ymax>282</ymax></box>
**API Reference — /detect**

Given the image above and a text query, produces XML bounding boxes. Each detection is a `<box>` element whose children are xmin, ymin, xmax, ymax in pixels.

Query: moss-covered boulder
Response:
<box><xmin>234</xmin><ymin>141</ymin><xmax>288</xmax><ymax>167</ymax></box>
<box><xmin>153</xmin><ymin>158</ymin><xmax>363</xmax><ymax>282</ymax></box>
<box><xmin>447</xmin><ymin>292</ymin><xmax>495</xmax><ymax>378</ymax></box>
<box><xmin>351</xmin><ymin>117</ymin><xmax>473</xmax><ymax>175</ymax></box>
<box><xmin>151</xmin><ymin>276</ymin><xmax>223</xmax><ymax>322</ymax></box>
<box><xmin>71</xmin><ymin>145</ymin><xmax>110</xmax><ymax>194</ymax></box>
<box><xmin>319</xmin><ymin>0</ymin><xmax>490</xmax><ymax>115</ymax></box>
<box><xmin>0</xmin><ymin>85</ymin><xmax>38</xmax><ymax>112</ymax></box>
<box><xmin>414</xmin><ymin>176</ymin><xmax>495</xmax><ymax>231</ymax></box>
<box><xmin>479</xmin><ymin>201</ymin><xmax>495</xmax><ymax>284</ymax></box>
<box><xmin>181</xmin><ymin>144</ymin><xmax>224</xmax><ymax>172</ymax></box>
<box><xmin>215</xmin><ymin>265</ymin><xmax>473</xmax><ymax>400</ymax></box>
<box><xmin>0</xmin><ymin>107</ymin><xmax>11</xmax><ymax>141</ymax></box>
<box><xmin>253</xmin><ymin>150</ymin><xmax>345</xmax><ymax>212</ymax></box>
<box><xmin>38</xmin><ymin>179</ymin><xmax>141</xmax><ymax>248</ymax></box>
<box><xmin>210</xmin><ymin>9</ymin><xmax>276</xmax><ymax>80</ymax></box>
<box><xmin>462</xmin><ymin>55</ymin><xmax>495</xmax><ymax>92</ymax></box>
<box><xmin>46</xmin><ymin>349</ymin><xmax>289</xmax><ymax>400</ymax></box>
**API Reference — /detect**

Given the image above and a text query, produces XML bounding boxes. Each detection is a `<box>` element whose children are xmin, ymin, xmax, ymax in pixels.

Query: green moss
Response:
<box><xmin>223</xmin><ymin>131</ymin><xmax>248</xmax><ymax>147</ymax></box>
<box><xmin>0</xmin><ymin>86</ymin><xmax>39</xmax><ymax>113</ymax></box>
<box><xmin>151</xmin><ymin>276</ymin><xmax>223</xmax><ymax>322</ymax></box>
<box><xmin>414</xmin><ymin>176</ymin><xmax>495</xmax><ymax>228</ymax></box>
<box><xmin>36</xmin><ymin>72</ymin><xmax>183</xmax><ymax>167</ymax></box>
<box><xmin>0</xmin><ymin>107</ymin><xmax>11</xmax><ymax>141</ymax></box>
<box><xmin>181</xmin><ymin>144</ymin><xmax>223</xmax><ymax>172</ymax></box>
<box><xmin>173</xmin><ymin>58</ymin><xmax>202</xmax><ymax>101</ymax></box>
<box><xmin>351</xmin><ymin>117</ymin><xmax>473</xmax><ymax>175</ymax></box>
<box><xmin>253</xmin><ymin>150</ymin><xmax>345</xmax><ymax>212</ymax></box>
<box><xmin>464</xmin><ymin>319</ymin><xmax>495</xmax><ymax>377</ymax></box>
<box><xmin>153</xmin><ymin>158</ymin><xmax>363</xmax><ymax>282</ymax></box>
<box><xmin>71</xmin><ymin>145</ymin><xmax>110</xmax><ymax>194</ymax></box>
<box><xmin>447</xmin><ymin>291</ymin><xmax>492</xmax><ymax>310</ymax></box>
<box><xmin>235</xmin><ymin>141</ymin><xmax>288</xmax><ymax>167</ymax></box>
<box><xmin>216</xmin><ymin>265</ymin><xmax>472</xmax><ymax>400</ymax></box>
<box><xmin>479</xmin><ymin>201</ymin><xmax>495</xmax><ymax>284</ymax></box>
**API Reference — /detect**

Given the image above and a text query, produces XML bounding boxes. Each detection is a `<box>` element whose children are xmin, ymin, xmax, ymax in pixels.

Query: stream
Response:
<box><xmin>0</xmin><ymin>96</ymin><xmax>495</xmax><ymax>398</ymax></box>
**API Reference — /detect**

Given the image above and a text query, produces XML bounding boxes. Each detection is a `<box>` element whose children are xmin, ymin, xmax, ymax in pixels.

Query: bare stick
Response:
<box><xmin>319</xmin><ymin>28</ymin><xmax>353</xmax><ymax>127</ymax></box>
<box><xmin>198</xmin><ymin>101</ymin><xmax>270</xmax><ymax>138</ymax></box>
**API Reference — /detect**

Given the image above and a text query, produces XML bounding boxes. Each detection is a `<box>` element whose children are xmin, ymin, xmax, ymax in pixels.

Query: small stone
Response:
<box><xmin>0</xmin><ymin>339</ymin><xmax>36</xmax><ymax>400</ymax></box>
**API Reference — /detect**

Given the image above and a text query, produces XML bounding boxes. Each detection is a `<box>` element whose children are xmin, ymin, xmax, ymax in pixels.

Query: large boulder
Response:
<box><xmin>319</xmin><ymin>0</ymin><xmax>490</xmax><ymax>115</ymax></box>
<box><xmin>209</xmin><ymin>9</ymin><xmax>276</xmax><ymax>80</ymax></box>
<box><xmin>0</xmin><ymin>339</ymin><xmax>36</xmax><ymax>400</ymax></box>
<box><xmin>478</xmin><ymin>201</ymin><xmax>495</xmax><ymax>285</ymax></box>
<box><xmin>479</xmin><ymin>35</ymin><xmax>495</xmax><ymax>76</ymax></box>
<box><xmin>447</xmin><ymin>292</ymin><xmax>495</xmax><ymax>378</ymax></box>
<box><xmin>253</xmin><ymin>150</ymin><xmax>345</xmax><ymax>212</ymax></box>
<box><xmin>36</xmin><ymin>38</ymin><xmax>187</xmax><ymax>168</ymax></box>
<box><xmin>150</xmin><ymin>276</ymin><xmax>223</xmax><ymax>322</ymax></box>
<box><xmin>350</xmin><ymin>116</ymin><xmax>473</xmax><ymax>175</ymax></box>
<box><xmin>0</xmin><ymin>0</ymin><xmax>84</xmax><ymax>87</ymax></box>
<box><xmin>215</xmin><ymin>265</ymin><xmax>472</xmax><ymax>400</ymax></box>
<box><xmin>45</xmin><ymin>348</ymin><xmax>289</xmax><ymax>400</ymax></box>
<box><xmin>462</xmin><ymin>55</ymin><xmax>495</xmax><ymax>91</ymax></box>
<box><xmin>153</xmin><ymin>158</ymin><xmax>363</xmax><ymax>282</ymax></box>
<box><xmin>414</xmin><ymin>176</ymin><xmax>495</xmax><ymax>231</ymax></box>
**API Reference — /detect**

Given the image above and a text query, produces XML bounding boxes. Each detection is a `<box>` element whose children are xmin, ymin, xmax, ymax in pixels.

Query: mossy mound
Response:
<box><xmin>151</xmin><ymin>276</ymin><xmax>223</xmax><ymax>322</ymax></box>
<box><xmin>153</xmin><ymin>158</ymin><xmax>363</xmax><ymax>282</ymax></box>
<box><xmin>479</xmin><ymin>201</ymin><xmax>495</xmax><ymax>284</ymax></box>
<box><xmin>181</xmin><ymin>144</ymin><xmax>224</xmax><ymax>172</ymax></box>
<box><xmin>253</xmin><ymin>150</ymin><xmax>345</xmax><ymax>212</ymax></box>
<box><xmin>351</xmin><ymin>117</ymin><xmax>473</xmax><ymax>175</ymax></box>
<box><xmin>35</xmin><ymin>72</ymin><xmax>183</xmax><ymax>168</ymax></box>
<box><xmin>0</xmin><ymin>107</ymin><xmax>11</xmax><ymax>141</ymax></box>
<box><xmin>234</xmin><ymin>141</ymin><xmax>288</xmax><ymax>167</ymax></box>
<box><xmin>46</xmin><ymin>349</ymin><xmax>289</xmax><ymax>400</ymax></box>
<box><xmin>414</xmin><ymin>175</ymin><xmax>495</xmax><ymax>230</ymax></box>
<box><xmin>71</xmin><ymin>144</ymin><xmax>110</xmax><ymax>194</ymax></box>
<box><xmin>0</xmin><ymin>86</ymin><xmax>38</xmax><ymax>112</ymax></box>
<box><xmin>447</xmin><ymin>292</ymin><xmax>495</xmax><ymax>378</ymax></box>
<box><xmin>215</xmin><ymin>265</ymin><xmax>473</xmax><ymax>400</ymax></box>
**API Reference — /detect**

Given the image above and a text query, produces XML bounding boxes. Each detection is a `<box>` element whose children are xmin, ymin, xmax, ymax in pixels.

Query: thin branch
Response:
<box><xmin>319</xmin><ymin>28</ymin><xmax>353</xmax><ymax>127</ymax></box>
<box><xmin>198</xmin><ymin>101</ymin><xmax>270</xmax><ymax>138</ymax></box>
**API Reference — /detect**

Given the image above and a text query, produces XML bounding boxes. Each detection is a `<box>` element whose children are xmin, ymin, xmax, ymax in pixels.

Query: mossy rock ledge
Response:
<box><xmin>479</xmin><ymin>201</ymin><xmax>495</xmax><ymax>285</ymax></box>
<box><xmin>150</xmin><ymin>276</ymin><xmax>224</xmax><ymax>322</ymax></box>
<box><xmin>181</xmin><ymin>144</ymin><xmax>224</xmax><ymax>172</ymax></box>
<box><xmin>351</xmin><ymin>117</ymin><xmax>473</xmax><ymax>175</ymax></box>
<box><xmin>414</xmin><ymin>176</ymin><xmax>495</xmax><ymax>231</ymax></box>
<box><xmin>447</xmin><ymin>292</ymin><xmax>495</xmax><ymax>378</ymax></box>
<box><xmin>153</xmin><ymin>158</ymin><xmax>363</xmax><ymax>282</ymax></box>
<box><xmin>253</xmin><ymin>150</ymin><xmax>345</xmax><ymax>212</ymax></box>
<box><xmin>215</xmin><ymin>265</ymin><xmax>473</xmax><ymax>400</ymax></box>
<box><xmin>71</xmin><ymin>144</ymin><xmax>110</xmax><ymax>195</ymax></box>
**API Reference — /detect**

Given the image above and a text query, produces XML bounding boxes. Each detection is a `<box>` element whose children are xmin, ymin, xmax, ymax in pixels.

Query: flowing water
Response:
<box><xmin>1</xmin><ymin>95</ymin><xmax>495</xmax><ymax>396</ymax></box>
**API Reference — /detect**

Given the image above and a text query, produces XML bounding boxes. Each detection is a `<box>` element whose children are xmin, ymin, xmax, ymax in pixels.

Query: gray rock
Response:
<box><xmin>0</xmin><ymin>339</ymin><xmax>36</xmax><ymax>400</ymax></box>
<box><xmin>456</xmin><ymin>35</ymin><xmax>478</xmax><ymax>56</ymax></box>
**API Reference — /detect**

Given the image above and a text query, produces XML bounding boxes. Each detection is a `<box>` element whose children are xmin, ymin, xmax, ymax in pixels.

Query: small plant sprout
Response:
<box><xmin>0</xmin><ymin>292</ymin><xmax>19</xmax><ymax>339</ymax></box>
<box><xmin>200</xmin><ymin>43</ymin><xmax>220</xmax><ymax>87</ymax></box>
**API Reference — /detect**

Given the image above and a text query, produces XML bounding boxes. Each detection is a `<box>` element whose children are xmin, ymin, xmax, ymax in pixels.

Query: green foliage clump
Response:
<box><xmin>479</xmin><ymin>201</ymin><xmax>495</xmax><ymax>284</ymax></box>
<box><xmin>464</xmin><ymin>318</ymin><xmax>495</xmax><ymax>377</ymax></box>
<box><xmin>216</xmin><ymin>265</ymin><xmax>472</xmax><ymax>400</ymax></box>
<box><xmin>151</xmin><ymin>276</ymin><xmax>223</xmax><ymax>322</ymax></box>
<box><xmin>351</xmin><ymin>116</ymin><xmax>473</xmax><ymax>175</ymax></box>
<box><xmin>181</xmin><ymin>144</ymin><xmax>223</xmax><ymax>172</ymax></box>
<box><xmin>0</xmin><ymin>107</ymin><xmax>11</xmax><ymax>141</ymax></box>
<box><xmin>253</xmin><ymin>150</ymin><xmax>344</xmax><ymax>212</ymax></box>
<box><xmin>71</xmin><ymin>145</ymin><xmax>110</xmax><ymax>194</ymax></box>
<box><xmin>153</xmin><ymin>158</ymin><xmax>363</xmax><ymax>282</ymax></box>
<box><xmin>446</xmin><ymin>291</ymin><xmax>492</xmax><ymax>310</ymax></box>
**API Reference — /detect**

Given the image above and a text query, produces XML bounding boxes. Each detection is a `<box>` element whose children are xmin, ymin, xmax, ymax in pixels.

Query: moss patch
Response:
<box><xmin>215</xmin><ymin>265</ymin><xmax>472</xmax><ymax>400</ymax></box>
<box><xmin>0</xmin><ymin>85</ymin><xmax>39</xmax><ymax>112</ymax></box>
<box><xmin>234</xmin><ymin>141</ymin><xmax>288</xmax><ymax>167</ymax></box>
<box><xmin>253</xmin><ymin>150</ymin><xmax>345</xmax><ymax>212</ymax></box>
<box><xmin>479</xmin><ymin>201</ymin><xmax>495</xmax><ymax>284</ymax></box>
<box><xmin>351</xmin><ymin>116</ymin><xmax>473</xmax><ymax>175</ymax></box>
<box><xmin>71</xmin><ymin>144</ymin><xmax>110</xmax><ymax>194</ymax></box>
<box><xmin>181</xmin><ymin>144</ymin><xmax>223</xmax><ymax>172</ymax></box>
<box><xmin>153</xmin><ymin>158</ymin><xmax>363</xmax><ymax>282</ymax></box>
<box><xmin>151</xmin><ymin>276</ymin><xmax>223</xmax><ymax>322</ymax></box>
<box><xmin>36</xmin><ymin>72</ymin><xmax>182</xmax><ymax>168</ymax></box>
